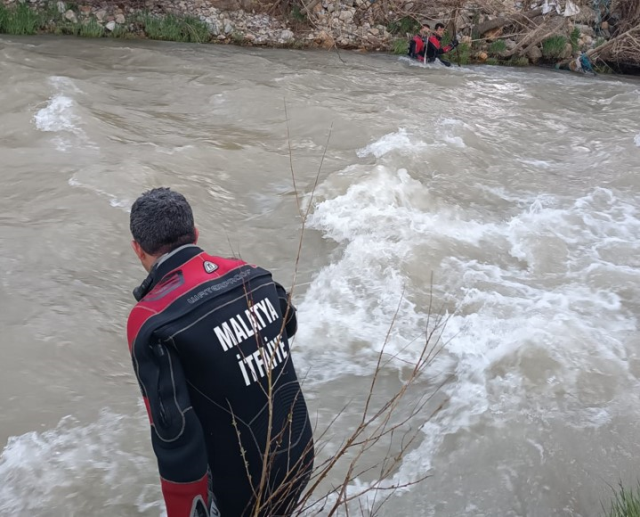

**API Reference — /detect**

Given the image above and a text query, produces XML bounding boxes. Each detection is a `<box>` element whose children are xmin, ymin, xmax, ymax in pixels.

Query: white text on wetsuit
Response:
<box><xmin>212</xmin><ymin>298</ymin><xmax>288</xmax><ymax>387</ymax></box>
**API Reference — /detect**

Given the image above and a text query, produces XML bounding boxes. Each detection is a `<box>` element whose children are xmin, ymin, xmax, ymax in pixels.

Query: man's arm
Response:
<box><xmin>275</xmin><ymin>283</ymin><xmax>298</xmax><ymax>338</ymax></box>
<box><xmin>128</xmin><ymin>310</ymin><xmax>210</xmax><ymax>517</ymax></box>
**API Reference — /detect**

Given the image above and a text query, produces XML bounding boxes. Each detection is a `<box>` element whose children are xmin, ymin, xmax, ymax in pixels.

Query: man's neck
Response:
<box><xmin>134</xmin><ymin>244</ymin><xmax>202</xmax><ymax>301</ymax></box>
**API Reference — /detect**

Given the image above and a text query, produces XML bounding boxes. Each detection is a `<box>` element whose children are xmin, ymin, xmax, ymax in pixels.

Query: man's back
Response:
<box><xmin>127</xmin><ymin>244</ymin><xmax>314</xmax><ymax>517</ymax></box>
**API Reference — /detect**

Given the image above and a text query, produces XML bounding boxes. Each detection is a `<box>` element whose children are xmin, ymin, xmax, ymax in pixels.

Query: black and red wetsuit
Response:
<box><xmin>127</xmin><ymin>244</ymin><xmax>314</xmax><ymax>517</ymax></box>
<box><xmin>408</xmin><ymin>34</ymin><xmax>427</xmax><ymax>61</ymax></box>
<box><xmin>426</xmin><ymin>34</ymin><xmax>454</xmax><ymax>64</ymax></box>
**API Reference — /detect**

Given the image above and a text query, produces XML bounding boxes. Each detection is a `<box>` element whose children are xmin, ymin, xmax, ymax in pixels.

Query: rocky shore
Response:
<box><xmin>0</xmin><ymin>0</ymin><xmax>638</xmax><ymax>73</ymax></box>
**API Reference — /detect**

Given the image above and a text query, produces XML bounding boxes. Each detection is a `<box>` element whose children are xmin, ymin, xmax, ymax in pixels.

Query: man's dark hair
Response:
<box><xmin>422</xmin><ymin>23</ymin><xmax>430</xmax><ymax>29</ymax></box>
<box><xmin>130</xmin><ymin>187</ymin><xmax>196</xmax><ymax>255</ymax></box>
<box><xmin>435</xmin><ymin>22</ymin><xmax>445</xmax><ymax>30</ymax></box>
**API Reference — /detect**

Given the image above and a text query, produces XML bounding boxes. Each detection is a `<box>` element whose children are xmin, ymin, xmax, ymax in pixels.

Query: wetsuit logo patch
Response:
<box><xmin>203</xmin><ymin>261</ymin><xmax>218</xmax><ymax>274</ymax></box>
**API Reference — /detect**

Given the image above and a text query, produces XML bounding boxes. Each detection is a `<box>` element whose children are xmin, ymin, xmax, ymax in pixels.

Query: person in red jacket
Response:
<box><xmin>126</xmin><ymin>187</ymin><xmax>314</xmax><ymax>517</ymax></box>
<box><xmin>426</xmin><ymin>22</ymin><xmax>459</xmax><ymax>67</ymax></box>
<box><xmin>408</xmin><ymin>23</ymin><xmax>430</xmax><ymax>62</ymax></box>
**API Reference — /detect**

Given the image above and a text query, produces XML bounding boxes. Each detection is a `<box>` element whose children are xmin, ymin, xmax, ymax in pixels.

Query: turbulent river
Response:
<box><xmin>1</xmin><ymin>34</ymin><xmax>639</xmax><ymax>517</ymax></box>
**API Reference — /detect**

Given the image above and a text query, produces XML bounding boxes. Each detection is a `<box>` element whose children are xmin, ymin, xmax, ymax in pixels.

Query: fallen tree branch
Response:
<box><xmin>503</xmin><ymin>16</ymin><xmax>563</xmax><ymax>56</ymax></box>
<box><xmin>475</xmin><ymin>7</ymin><xmax>543</xmax><ymax>35</ymax></box>
<box><xmin>557</xmin><ymin>22</ymin><xmax>640</xmax><ymax>66</ymax></box>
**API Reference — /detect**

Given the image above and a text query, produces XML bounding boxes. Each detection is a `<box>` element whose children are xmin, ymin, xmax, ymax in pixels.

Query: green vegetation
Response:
<box><xmin>289</xmin><ymin>5</ymin><xmax>307</xmax><ymax>23</ymax></box>
<box><xmin>570</xmin><ymin>26</ymin><xmax>580</xmax><ymax>52</ymax></box>
<box><xmin>542</xmin><ymin>35</ymin><xmax>567</xmax><ymax>59</ymax></box>
<box><xmin>0</xmin><ymin>3</ymin><xmax>210</xmax><ymax>43</ymax></box>
<box><xmin>0</xmin><ymin>2</ymin><xmax>41</xmax><ymax>35</ymax></box>
<box><xmin>387</xmin><ymin>15</ymin><xmax>420</xmax><ymax>36</ymax></box>
<box><xmin>603</xmin><ymin>483</ymin><xmax>640</xmax><ymax>517</ymax></box>
<box><xmin>392</xmin><ymin>38</ymin><xmax>408</xmax><ymax>55</ymax></box>
<box><xmin>139</xmin><ymin>12</ymin><xmax>210</xmax><ymax>43</ymax></box>
<box><xmin>507</xmin><ymin>56</ymin><xmax>529</xmax><ymax>66</ymax></box>
<box><xmin>485</xmin><ymin>57</ymin><xmax>499</xmax><ymax>65</ymax></box>
<box><xmin>453</xmin><ymin>42</ymin><xmax>471</xmax><ymax>65</ymax></box>
<box><xmin>489</xmin><ymin>39</ymin><xmax>507</xmax><ymax>55</ymax></box>
<box><xmin>79</xmin><ymin>17</ymin><xmax>105</xmax><ymax>38</ymax></box>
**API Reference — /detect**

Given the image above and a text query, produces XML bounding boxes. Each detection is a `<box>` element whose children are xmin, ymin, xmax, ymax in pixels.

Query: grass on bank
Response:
<box><xmin>570</xmin><ymin>26</ymin><xmax>580</xmax><ymax>52</ymax></box>
<box><xmin>604</xmin><ymin>483</ymin><xmax>640</xmax><ymax>517</ymax></box>
<box><xmin>0</xmin><ymin>2</ymin><xmax>40</xmax><ymax>35</ymax></box>
<box><xmin>139</xmin><ymin>12</ymin><xmax>209</xmax><ymax>43</ymax></box>
<box><xmin>392</xmin><ymin>37</ymin><xmax>408</xmax><ymax>55</ymax></box>
<box><xmin>542</xmin><ymin>34</ymin><xmax>567</xmax><ymax>59</ymax></box>
<box><xmin>0</xmin><ymin>2</ymin><xmax>210</xmax><ymax>42</ymax></box>
<box><xmin>489</xmin><ymin>39</ymin><xmax>506</xmax><ymax>55</ymax></box>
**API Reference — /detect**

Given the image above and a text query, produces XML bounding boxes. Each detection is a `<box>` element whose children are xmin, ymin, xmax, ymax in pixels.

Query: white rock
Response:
<box><xmin>224</xmin><ymin>23</ymin><xmax>233</xmax><ymax>33</ymax></box>
<box><xmin>56</xmin><ymin>1</ymin><xmax>65</xmax><ymax>13</ymax></box>
<box><xmin>95</xmin><ymin>9</ymin><xmax>106</xmax><ymax>21</ymax></box>
<box><xmin>64</xmin><ymin>9</ymin><xmax>77</xmax><ymax>22</ymax></box>
<box><xmin>115</xmin><ymin>13</ymin><xmax>125</xmax><ymax>24</ymax></box>
<box><xmin>280</xmin><ymin>29</ymin><xmax>294</xmax><ymax>41</ymax></box>
<box><xmin>106</xmin><ymin>20</ymin><xmax>116</xmax><ymax>31</ymax></box>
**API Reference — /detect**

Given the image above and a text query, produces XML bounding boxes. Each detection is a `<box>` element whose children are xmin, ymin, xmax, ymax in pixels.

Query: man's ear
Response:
<box><xmin>131</xmin><ymin>240</ymin><xmax>147</xmax><ymax>262</ymax></box>
<box><xmin>194</xmin><ymin>227</ymin><xmax>199</xmax><ymax>244</ymax></box>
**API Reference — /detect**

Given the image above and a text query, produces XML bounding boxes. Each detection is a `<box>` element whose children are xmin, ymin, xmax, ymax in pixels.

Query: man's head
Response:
<box><xmin>419</xmin><ymin>23</ymin><xmax>430</xmax><ymax>36</ymax></box>
<box><xmin>435</xmin><ymin>23</ymin><xmax>446</xmax><ymax>37</ymax></box>
<box><xmin>129</xmin><ymin>187</ymin><xmax>198</xmax><ymax>271</ymax></box>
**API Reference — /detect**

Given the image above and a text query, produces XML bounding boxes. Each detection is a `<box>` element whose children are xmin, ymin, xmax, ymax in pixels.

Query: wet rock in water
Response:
<box><xmin>315</xmin><ymin>29</ymin><xmax>333</xmax><ymax>48</ymax></box>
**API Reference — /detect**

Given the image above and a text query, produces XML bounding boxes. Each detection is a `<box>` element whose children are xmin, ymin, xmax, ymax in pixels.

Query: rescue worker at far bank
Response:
<box><xmin>427</xmin><ymin>22</ymin><xmax>459</xmax><ymax>67</ymax></box>
<box><xmin>126</xmin><ymin>188</ymin><xmax>314</xmax><ymax>517</ymax></box>
<box><xmin>408</xmin><ymin>23</ymin><xmax>430</xmax><ymax>61</ymax></box>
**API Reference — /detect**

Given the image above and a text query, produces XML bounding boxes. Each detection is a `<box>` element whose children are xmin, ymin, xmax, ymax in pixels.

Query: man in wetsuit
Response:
<box><xmin>426</xmin><ymin>22</ymin><xmax>458</xmax><ymax>67</ymax></box>
<box><xmin>126</xmin><ymin>188</ymin><xmax>314</xmax><ymax>517</ymax></box>
<box><xmin>408</xmin><ymin>23</ymin><xmax>430</xmax><ymax>62</ymax></box>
